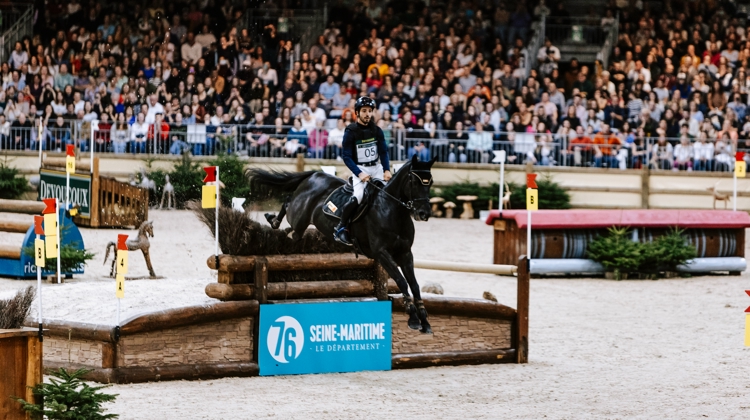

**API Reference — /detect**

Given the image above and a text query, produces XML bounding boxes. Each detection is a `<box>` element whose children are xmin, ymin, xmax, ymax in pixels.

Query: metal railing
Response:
<box><xmin>599</xmin><ymin>13</ymin><xmax>619</xmax><ymax>69</ymax></box>
<box><xmin>0</xmin><ymin>3</ymin><xmax>34</xmax><ymax>65</ymax></box>
<box><xmin>3</xmin><ymin>123</ymin><xmax>746</xmax><ymax>173</ymax></box>
<box><xmin>524</xmin><ymin>15</ymin><xmax>545</xmax><ymax>86</ymax></box>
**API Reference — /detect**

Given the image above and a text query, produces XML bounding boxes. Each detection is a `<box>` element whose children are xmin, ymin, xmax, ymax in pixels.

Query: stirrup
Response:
<box><xmin>334</xmin><ymin>227</ymin><xmax>353</xmax><ymax>246</ymax></box>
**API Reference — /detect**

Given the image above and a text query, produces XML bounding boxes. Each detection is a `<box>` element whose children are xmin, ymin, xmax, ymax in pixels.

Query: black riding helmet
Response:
<box><xmin>354</xmin><ymin>96</ymin><xmax>376</xmax><ymax>114</ymax></box>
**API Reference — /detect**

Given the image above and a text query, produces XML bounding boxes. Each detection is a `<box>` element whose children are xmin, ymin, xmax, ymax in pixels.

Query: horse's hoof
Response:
<box><xmin>408</xmin><ymin>313</ymin><xmax>421</xmax><ymax>329</ymax></box>
<box><xmin>420</xmin><ymin>325</ymin><xmax>433</xmax><ymax>334</ymax></box>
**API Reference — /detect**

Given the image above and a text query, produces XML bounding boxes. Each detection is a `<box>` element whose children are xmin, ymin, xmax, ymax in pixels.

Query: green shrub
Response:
<box><xmin>15</xmin><ymin>368</ymin><xmax>118</xmax><ymax>419</ymax></box>
<box><xmin>208</xmin><ymin>153</ymin><xmax>250</xmax><ymax>205</ymax></box>
<box><xmin>509</xmin><ymin>175</ymin><xmax>571</xmax><ymax>210</ymax></box>
<box><xmin>0</xmin><ymin>160</ymin><xmax>30</xmax><ymax>199</ymax></box>
<box><xmin>640</xmin><ymin>228</ymin><xmax>696</xmax><ymax>276</ymax></box>
<box><xmin>586</xmin><ymin>227</ymin><xmax>642</xmax><ymax>279</ymax></box>
<box><xmin>587</xmin><ymin>227</ymin><xmax>697</xmax><ymax>279</ymax></box>
<box><xmin>23</xmin><ymin>243</ymin><xmax>95</xmax><ymax>273</ymax></box>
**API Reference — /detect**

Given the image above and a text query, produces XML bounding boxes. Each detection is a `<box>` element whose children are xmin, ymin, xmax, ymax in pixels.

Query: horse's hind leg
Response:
<box><xmin>265</xmin><ymin>197</ymin><xmax>290</xmax><ymax>229</ymax></box>
<box><xmin>399</xmin><ymin>252</ymin><xmax>432</xmax><ymax>334</ymax></box>
<box><xmin>378</xmin><ymin>252</ymin><xmax>421</xmax><ymax>330</ymax></box>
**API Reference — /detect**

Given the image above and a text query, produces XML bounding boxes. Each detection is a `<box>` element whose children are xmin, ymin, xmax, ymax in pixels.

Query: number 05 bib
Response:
<box><xmin>357</xmin><ymin>139</ymin><xmax>378</xmax><ymax>164</ymax></box>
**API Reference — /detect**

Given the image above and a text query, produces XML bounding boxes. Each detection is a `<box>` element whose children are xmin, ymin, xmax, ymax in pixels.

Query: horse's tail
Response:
<box><xmin>103</xmin><ymin>242</ymin><xmax>115</xmax><ymax>265</ymax></box>
<box><xmin>245</xmin><ymin>169</ymin><xmax>317</xmax><ymax>200</ymax></box>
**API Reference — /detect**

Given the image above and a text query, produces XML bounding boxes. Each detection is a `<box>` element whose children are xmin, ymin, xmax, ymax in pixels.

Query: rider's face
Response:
<box><xmin>358</xmin><ymin>107</ymin><xmax>373</xmax><ymax>124</ymax></box>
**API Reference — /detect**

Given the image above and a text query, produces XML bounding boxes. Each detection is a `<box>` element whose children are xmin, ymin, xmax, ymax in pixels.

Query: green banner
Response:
<box><xmin>39</xmin><ymin>169</ymin><xmax>92</xmax><ymax>218</ymax></box>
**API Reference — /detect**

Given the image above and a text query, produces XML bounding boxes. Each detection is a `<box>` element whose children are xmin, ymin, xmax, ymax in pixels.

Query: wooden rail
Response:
<box><xmin>413</xmin><ymin>259</ymin><xmax>516</xmax><ymax>276</ymax></box>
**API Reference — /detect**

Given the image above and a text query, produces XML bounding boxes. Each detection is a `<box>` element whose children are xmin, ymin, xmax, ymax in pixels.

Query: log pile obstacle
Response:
<box><xmin>0</xmin><ymin>199</ymin><xmax>85</xmax><ymax>279</ymax></box>
<box><xmin>23</xmin><ymin>240</ymin><xmax>529</xmax><ymax>383</ymax></box>
<box><xmin>29</xmin><ymin>255</ymin><xmax>528</xmax><ymax>383</ymax></box>
<box><xmin>39</xmin><ymin>154</ymin><xmax>148</xmax><ymax>228</ymax></box>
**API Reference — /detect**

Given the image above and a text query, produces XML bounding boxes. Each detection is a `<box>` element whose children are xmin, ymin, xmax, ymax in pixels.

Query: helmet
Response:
<box><xmin>355</xmin><ymin>96</ymin><xmax>376</xmax><ymax>114</ymax></box>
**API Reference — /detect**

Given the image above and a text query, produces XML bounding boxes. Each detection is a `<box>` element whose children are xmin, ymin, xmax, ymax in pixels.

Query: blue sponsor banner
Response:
<box><xmin>259</xmin><ymin>301</ymin><xmax>392</xmax><ymax>376</ymax></box>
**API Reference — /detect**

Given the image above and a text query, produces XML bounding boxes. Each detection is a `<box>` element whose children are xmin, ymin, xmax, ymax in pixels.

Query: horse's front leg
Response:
<box><xmin>398</xmin><ymin>252</ymin><xmax>432</xmax><ymax>334</ymax></box>
<box><xmin>377</xmin><ymin>251</ymin><xmax>421</xmax><ymax>330</ymax></box>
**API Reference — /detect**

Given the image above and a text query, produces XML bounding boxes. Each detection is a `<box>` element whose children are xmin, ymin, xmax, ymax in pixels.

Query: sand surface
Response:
<box><xmin>1</xmin><ymin>210</ymin><xmax>749</xmax><ymax>418</ymax></box>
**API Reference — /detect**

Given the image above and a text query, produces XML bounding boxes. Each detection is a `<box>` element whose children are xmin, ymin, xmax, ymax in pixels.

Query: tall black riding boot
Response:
<box><xmin>334</xmin><ymin>196</ymin><xmax>359</xmax><ymax>246</ymax></box>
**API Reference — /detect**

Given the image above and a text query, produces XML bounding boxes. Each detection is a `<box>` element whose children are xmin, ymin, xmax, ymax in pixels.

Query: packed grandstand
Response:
<box><xmin>0</xmin><ymin>0</ymin><xmax>748</xmax><ymax>170</ymax></box>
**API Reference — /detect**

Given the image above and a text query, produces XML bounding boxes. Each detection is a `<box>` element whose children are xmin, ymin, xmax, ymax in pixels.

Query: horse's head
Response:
<box><xmin>142</xmin><ymin>220</ymin><xmax>154</xmax><ymax>238</ymax></box>
<box><xmin>403</xmin><ymin>154</ymin><xmax>436</xmax><ymax>222</ymax></box>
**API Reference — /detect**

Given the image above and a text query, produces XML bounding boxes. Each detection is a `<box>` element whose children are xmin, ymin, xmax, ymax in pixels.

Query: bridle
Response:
<box><xmin>369</xmin><ymin>169</ymin><xmax>433</xmax><ymax>211</ymax></box>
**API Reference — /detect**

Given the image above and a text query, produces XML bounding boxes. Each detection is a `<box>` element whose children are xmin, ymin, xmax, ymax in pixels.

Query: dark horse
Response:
<box><xmin>246</xmin><ymin>155</ymin><xmax>436</xmax><ymax>333</ymax></box>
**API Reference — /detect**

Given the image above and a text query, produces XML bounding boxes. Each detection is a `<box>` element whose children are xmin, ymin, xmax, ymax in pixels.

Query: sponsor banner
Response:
<box><xmin>259</xmin><ymin>301</ymin><xmax>392</xmax><ymax>376</ymax></box>
<box><xmin>39</xmin><ymin>169</ymin><xmax>92</xmax><ymax>217</ymax></box>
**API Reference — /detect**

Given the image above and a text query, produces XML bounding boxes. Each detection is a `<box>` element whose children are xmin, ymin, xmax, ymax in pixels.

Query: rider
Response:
<box><xmin>334</xmin><ymin>96</ymin><xmax>392</xmax><ymax>246</ymax></box>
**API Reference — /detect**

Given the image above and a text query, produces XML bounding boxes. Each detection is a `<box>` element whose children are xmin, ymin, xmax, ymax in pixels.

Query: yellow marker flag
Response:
<box><xmin>65</xmin><ymin>155</ymin><xmax>76</xmax><ymax>174</ymax></box>
<box><xmin>116</xmin><ymin>274</ymin><xmax>125</xmax><ymax>299</ymax></box>
<box><xmin>736</xmin><ymin>162</ymin><xmax>746</xmax><ymax>178</ymax></box>
<box><xmin>45</xmin><ymin>237</ymin><xmax>58</xmax><ymax>257</ymax></box>
<box><xmin>43</xmin><ymin>213</ymin><xmax>58</xmax><ymax>236</ymax></box>
<box><xmin>116</xmin><ymin>250</ymin><xmax>128</xmax><ymax>275</ymax></box>
<box><xmin>526</xmin><ymin>188</ymin><xmax>539</xmax><ymax>211</ymax></box>
<box><xmin>202</xmin><ymin>185</ymin><xmax>217</xmax><ymax>208</ymax></box>
<box><xmin>34</xmin><ymin>239</ymin><xmax>45</xmax><ymax>267</ymax></box>
<box><xmin>69</xmin><ymin>207</ymin><xmax>78</xmax><ymax>216</ymax></box>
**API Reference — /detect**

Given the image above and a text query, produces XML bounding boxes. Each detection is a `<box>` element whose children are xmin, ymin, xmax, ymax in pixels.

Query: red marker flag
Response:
<box><xmin>117</xmin><ymin>234</ymin><xmax>129</xmax><ymax>251</ymax></box>
<box><xmin>745</xmin><ymin>290</ymin><xmax>750</xmax><ymax>312</ymax></box>
<box><xmin>737</xmin><ymin>152</ymin><xmax>745</xmax><ymax>162</ymax></box>
<box><xmin>526</xmin><ymin>173</ymin><xmax>538</xmax><ymax>189</ymax></box>
<box><xmin>33</xmin><ymin>216</ymin><xmax>44</xmax><ymax>235</ymax></box>
<box><xmin>42</xmin><ymin>198</ymin><xmax>57</xmax><ymax>214</ymax></box>
<box><xmin>66</xmin><ymin>144</ymin><xmax>75</xmax><ymax>157</ymax></box>
<box><xmin>203</xmin><ymin>166</ymin><xmax>217</xmax><ymax>183</ymax></box>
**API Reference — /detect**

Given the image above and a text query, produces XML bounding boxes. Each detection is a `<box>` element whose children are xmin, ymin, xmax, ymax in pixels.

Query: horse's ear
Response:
<box><xmin>411</xmin><ymin>154</ymin><xmax>419</xmax><ymax>165</ymax></box>
<box><xmin>428</xmin><ymin>156</ymin><xmax>438</xmax><ymax>167</ymax></box>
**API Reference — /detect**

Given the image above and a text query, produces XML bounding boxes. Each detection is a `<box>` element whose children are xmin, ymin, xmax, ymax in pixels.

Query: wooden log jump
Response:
<box><xmin>207</xmin><ymin>253</ymin><xmax>375</xmax><ymax>272</ymax></box>
<box><xmin>206</xmin><ymin>279</ymin><xmax>401</xmax><ymax>300</ymax></box>
<box><xmin>413</xmin><ymin>259</ymin><xmax>516</xmax><ymax>276</ymax></box>
<box><xmin>0</xmin><ymin>199</ymin><xmax>45</xmax><ymax>215</ymax></box>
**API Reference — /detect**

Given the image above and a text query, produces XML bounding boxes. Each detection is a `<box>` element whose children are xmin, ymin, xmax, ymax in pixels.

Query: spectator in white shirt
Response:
<box><xmin>673</xmin><ymin>136</ymin><xmax>694</xmax><ymax>170</ymax></box>
<box><xmin>144</xmin><ymin>95</ymin><xmax>165</xmax><ymax>124</ymax></box>
<box><xmin>693</xmin><ymin>132</ymin><xmax>714</xmax><ymax>171</ymax></box>
<box><xmin>129</xmin><ymin>113</ymin><xmax>149</xmax><ymax>153</ymax></box>
<box><xmin>180</xmin><ymin>33</ymin><xmax>203</xmax><ymax>65</ymax></box>
<box><xmin>306</xmin><ymin>98</ymin><xmax>327</xmax><ymax>123</ymax></box>
<box><xmin>195</xmin><ymin>25</ymin><xmax>217</xmax><ymax>49</ymax></box>
<box><xmin>327</xmin><ymin>119</ymin><xmax>346</xmax><ymax>159</ymax></box>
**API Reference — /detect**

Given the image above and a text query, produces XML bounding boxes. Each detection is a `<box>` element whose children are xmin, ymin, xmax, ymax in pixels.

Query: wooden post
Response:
<box><xmin>254</xmin><ymin>257</ymin><xmax>268</xmax><ymax>304</ymax></box>
<box><xmin>515</xmin><ymin>255</ymin><xmax>529</xmax><ymax>364</ymax></box>
<box><xmin>252</xmin><ymin>257</ymin><xmax>268</xmax><ymax>363</ymax></box>
<box><xmin>374</xmin><ymin>263</ymin><xmax>389</xmax><ymax>301</ymax></box>
<box><xmin>641</xmin><ymin>166</ymin><xmax>650</xmax><ymax>209</ymax></box>
<box><xmin>296</xmin><ymin>154</ymin><xmax>305</xmax><ymax>172</ymax></box>
<box><xmin>90</xmin><ymin>156</ymin><xmax>100</xmax><ymax>227</ymax></box>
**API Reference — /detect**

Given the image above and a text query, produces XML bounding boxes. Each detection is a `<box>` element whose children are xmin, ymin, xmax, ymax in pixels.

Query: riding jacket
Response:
<box><xmin>341</xmin><ymin>122</ymin><xmax>390</xmax><ymax>177</ymax></box>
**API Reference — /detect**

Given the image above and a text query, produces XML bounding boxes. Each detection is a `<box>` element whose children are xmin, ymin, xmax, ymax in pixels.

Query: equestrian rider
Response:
<box><xmin>334</xmin><ymin>96</ymin><xmax>392</xmax><ymax>246</ymax></box>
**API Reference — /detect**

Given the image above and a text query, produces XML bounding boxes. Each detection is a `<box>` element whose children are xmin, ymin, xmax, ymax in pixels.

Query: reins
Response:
<box><xmin>368</xmin><ymin>170</ymin><xmax>432</xmax><ymax>211</ymax></box>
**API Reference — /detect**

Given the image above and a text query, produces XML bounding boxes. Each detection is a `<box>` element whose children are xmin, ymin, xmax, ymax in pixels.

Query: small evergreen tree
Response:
<box><xmin>15</xmin><ymin>368</ymin><xmax>118</xmax><ymax>419</ymax></box>
<box><xmin>640</xmin><ymin>228</ymin><xmax>696</xmax><ymax>276</ymax></box>
<box><xmin>509</xmin><ymin>175</ymin><xmax>571</xmax><ymax>209</ymax></box>
<box><xmin>586</xmin><ymin>227</ymin><xmax>642</xmax><ymax>280</ymax></box>
<box><xmin>208</xmin><ymin>153</ymin><xmax>250</xmax><ymax>205</ymax></box>
<box><xmin>0</xmin><ymin>160</ymin><xmax>30</xmax><ymax>199</ymax></box>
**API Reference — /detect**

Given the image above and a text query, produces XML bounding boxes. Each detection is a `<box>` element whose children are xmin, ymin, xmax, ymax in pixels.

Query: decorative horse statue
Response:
<box><xmin>247</xmin><ymin>155</ymin><xmax>436</xmax><ymax>333</ymax></box>
<box><xmin>103</xmin><ymin>220</ymin><xmax>157</xmax><ymax>278</ymax></box>
<box><xmin>160</xmin><ymin>174</ymin><xmax>174</xmax><ymax>209</ymax></box>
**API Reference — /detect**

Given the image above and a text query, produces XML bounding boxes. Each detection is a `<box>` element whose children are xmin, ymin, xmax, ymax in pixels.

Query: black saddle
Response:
<box><xmin>322</xmin><ymin>179</ymin><xmax>384</xmax><ymax>222</ymax></box>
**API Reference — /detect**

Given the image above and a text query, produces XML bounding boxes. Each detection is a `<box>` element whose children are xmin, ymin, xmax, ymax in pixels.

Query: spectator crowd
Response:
<box><xmin>1</xmin><ymin>0</ymin><xmax>750</xmax><ymax>171</ymax></box>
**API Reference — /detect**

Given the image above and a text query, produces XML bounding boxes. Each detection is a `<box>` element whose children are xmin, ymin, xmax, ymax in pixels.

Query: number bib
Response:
<box><xmin>357</xmin><ymin>141</ymin><xmax>378</xmax><ymax>163</ymax></box>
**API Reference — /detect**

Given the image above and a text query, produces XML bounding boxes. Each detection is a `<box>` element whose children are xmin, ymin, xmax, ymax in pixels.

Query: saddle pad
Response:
<box><xmin>322</xmin><ymin>180</ymin><xmax>383</xmax><ymax>222</ymax></box>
